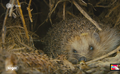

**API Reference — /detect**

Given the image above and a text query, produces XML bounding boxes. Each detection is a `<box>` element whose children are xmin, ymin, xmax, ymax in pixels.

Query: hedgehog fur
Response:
<box><xmin>42</xmin><ymin>17</ymin><xmax>120</xmax><ymax>64</ymax></box>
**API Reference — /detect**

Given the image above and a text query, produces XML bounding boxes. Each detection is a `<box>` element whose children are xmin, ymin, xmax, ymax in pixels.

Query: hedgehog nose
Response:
<box><xmin>78</xmin><ymin>57</ymin><xmax>87</xmax><ymax>62</ymax></box>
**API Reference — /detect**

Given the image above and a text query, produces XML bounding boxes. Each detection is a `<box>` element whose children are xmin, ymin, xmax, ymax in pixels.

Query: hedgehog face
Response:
<box><xmin>67</xmin><ymin>32</ymin><xmax>101</xmax><ymax>64</ymax></box>
<box><xmin>66</xmin><ymin>29</ymin><xmax>120</xmax><ymax>64</ymax></box>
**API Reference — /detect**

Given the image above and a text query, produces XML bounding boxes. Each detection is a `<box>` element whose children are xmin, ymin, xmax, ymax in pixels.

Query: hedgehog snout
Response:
<box><xmin>78</xmin><ymin>56</ymin><xmax>87</xmax><ymax>62</ymax></box>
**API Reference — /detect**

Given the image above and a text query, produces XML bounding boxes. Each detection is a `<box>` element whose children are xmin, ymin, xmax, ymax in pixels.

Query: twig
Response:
<box><xmin>72</xmin><ymin>0</ymin><xmax>102</xmax><ymax>31</ymax></box>
<box><xmin>7</xmin><ymin>26</ymin><xmax>24</xmax><ymax>29</ymax></box>
<box><xmin>18</xmin><ymin>41</ymin><xmax>34</xmax><ymax>51</ymax></box>
<box><xmin>78</xmin><ymin>0</ymin><xmax>87</xmax><ymax>7</ymax></box>
<box><xmin>95</xmin><ymin>0</ymin><xmax>117</xmax><ymax>8</ymax></box>
<box><xmin>49</xmin><ymin>0</ymin><xmax>55</xmax><ymax>24</ymax></box>
<box><xmin>49</xmin><ymin>0</ymin><xmax>55</xmax><ymax>12</ymax></box>
<box><xmin>27</xmin><ymin>0</ymin><xmax>33</xmax><ymax>22</ymax></box>
<box><xmin>9</xmin><ymin>0</ymin><xmax>15</xmax><ymax>17</ymax></box>
<box><xmin>2</xmin><ymin>11</ymin><xmax>7</xmax><ymax>44</ymax></box>
<box><xmin>43</xmin><ymin>0</ymin><xmax>49</xmax><ymax>7</ymax></box>
<box><xmin>20</xmin><ymin>2</ymin><xmax>28</xmax><ymax>5</ymax></box>
<box><xmin>0</xmin><ymin>3</ymin><xmax>6</xmax><ymax>9</ymax></box>
<box><xmin>16</xmin><ymin>0</ymin><xmax>29</xmax><ymax>41</ymax></box>
<box><xmin>7</xmin><ymin>44</ymin><xmax>16</xmax><ymax>51</ymax></box>
<box><xmin>114</xmin><ymin>13</ymin><xmax>120</xmax><ymax>27</ymax></box>
<box><xmin>63</xmin><ymin>1</ymin><xmax>66</xmax><ymax>20</ymax></box>
<box><xmin>12</xmin><ymin>47</ymin><xmax>26</xmax><ymax>51</ymax></box>
<box><xmin>66</xmin><ymin>11</ymin><xmax>79</xmax><ymax>19</ymax></box>
<box><xmin>1</xmin><ymin>0</ymin><xmax>10</xmax><ymax>47</ymax></box>
<box><xmin>34</xmin><ymin>18</ymin><xmax>48</xmax><ymax>33</ymax></box>
<box><xmin>0</xmin><ymin>0</ymin><xmax>6</xmax><ymax>9</ymax></box>
<box><xmin>105</xmin><ymin>4</ymin><xmax>120</xmax><ymax>18</ymax></box>
<box><xmin>86</xmin><ymin>45</ymin><xmax>120</xmax><ymax>64</ymax></box>
<box><xmin>48</xmin><ymin>0</ymin><xmax>70</xmax><ymax>24</ymax></box>
<box><xmin>30</xmin><ymin>1</ymin><xmax>38</xmax><ymax>30</ymax></box>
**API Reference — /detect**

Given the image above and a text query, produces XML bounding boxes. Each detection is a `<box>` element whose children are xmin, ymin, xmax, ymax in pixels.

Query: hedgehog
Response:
<box><xmin>42</xmin><ymin>17</ymin><xmax>120</xmax><ymax>64</ymax></box>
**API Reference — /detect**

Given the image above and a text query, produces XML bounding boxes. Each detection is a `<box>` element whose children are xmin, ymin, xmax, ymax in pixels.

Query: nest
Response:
<box><xmin>0</xmin><ymin>0</ymin><xmax>120</xmax><ymax>74</ymax></box>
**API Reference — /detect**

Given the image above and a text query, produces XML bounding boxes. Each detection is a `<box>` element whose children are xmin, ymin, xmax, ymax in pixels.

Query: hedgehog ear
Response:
<box><xmin>93</xmin><ymin>32</ymin><xmax>100</xmax><ymax>42</ymax></box>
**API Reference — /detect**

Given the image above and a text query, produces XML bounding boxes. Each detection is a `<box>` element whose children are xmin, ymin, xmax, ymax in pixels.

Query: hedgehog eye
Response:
<box><xmin>73</xmin><ymin>49</ymin><xmax>77</xmax><ymax>53</ymax></box>
<box><xmin>89</xmin><ymin>46</ymin><xmax>94</xmax><ymax>51</ymax></box>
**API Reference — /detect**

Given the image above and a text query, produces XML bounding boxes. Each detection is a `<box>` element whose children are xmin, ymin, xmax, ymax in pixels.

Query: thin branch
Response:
<box><xmin>43</xmin><ymin>0</ymin><xmax>49</xmax><ymax>7</ymax></box>
<box><xmin>63</xmin><ymin>1</ymin><xmax>66</xmax><ymax>20</ymax></box>
<box><xmin>1</xmin><ymin>0</ymin><xmax>10</xmax><ymax>47</ymax></box>
<box><xmin>27</xmin><ymin>0</ymin><xmax>33</xmax><ymax>22</ymax></box>
<box><xmin>105</xmin><ymin>4</ymin><xmax>120</xmax><ymax>18</ymax></box>
<box><xmin>48</xmin><ymin>0</ymin><xmax>70</xmax><ymax>24</ymax></box>
<box><xmin>72</xmin><ymin>0</ymin><xmax>102</xmax><ymax>31</ymax></box>
<box><xmin>0</xmin><ymin>3</ymin><xmax>6</xmax><ymax>9</ymax></box>
<box><xmin>78</xmin><ymin>0</ymin><xmax>87</xmax><ymax>7</ymax></box>
<box><xmin>9</xmin><ymin>0</ymin><xmax>15</xmax><ymax>17</ymax></box>
<box><xmin>18</xmin><ymin>41</ymin><xmax>34</xmax><ymax>51</ymax></box>
<box><xmin>16</xmin><ymin>0</ymin><xmax>29</xmax><ymax>41</ymax></box>
<box><xmin>115</xmin><ymin>13</ymin><xmax>120</xmax><ymax>27</ymax></box>
<box><xmin>95</xmin><ymin>0</ymin><xmax>117</xmax><ymax>8</ymax></box>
